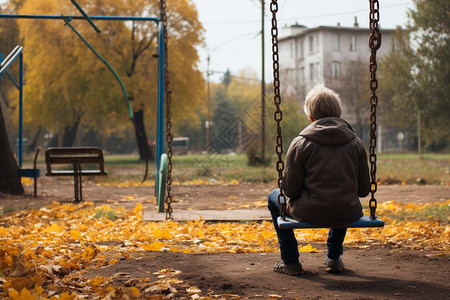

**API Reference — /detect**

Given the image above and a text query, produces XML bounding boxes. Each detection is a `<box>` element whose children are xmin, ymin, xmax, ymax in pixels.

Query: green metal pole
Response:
<box><xmin>63</xmin><ymin>17</ymin><xmax>134</xmax><ymax>120</ymax></box>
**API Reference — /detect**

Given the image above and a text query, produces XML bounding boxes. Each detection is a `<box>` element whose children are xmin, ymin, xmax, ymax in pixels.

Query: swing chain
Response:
<box><xmin>368</xmin><ymin>0</ymin><xmax>381</xmax><ymax>220</ymax></box>
<box><xmin>161</xmin><ymin>0</ymin><xmax>173</xmax><ymax>220</ymax></box>
<box><xmin>270</xmin><ymin>0</ymin><xmax>286</xmax><ymax>219</ymax></box>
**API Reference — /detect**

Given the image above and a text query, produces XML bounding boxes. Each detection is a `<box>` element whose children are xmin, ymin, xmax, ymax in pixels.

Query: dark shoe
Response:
<box><xmin>325</xmin><ymin>257</ymin><xmax>345</xmax><ymax>273</ymax></box>
<box><xmin>273</xmin><ymin>260</ymin><xmax>305</xmax><ymax>276</ymax></box>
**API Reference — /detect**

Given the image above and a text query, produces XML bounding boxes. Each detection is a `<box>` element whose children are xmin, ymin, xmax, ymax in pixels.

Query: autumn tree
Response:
<box><xmin>381</xmin><ymin>0</ymin><xmax>449</xmax><ymax>150</ymax></box>
<box><xmin>378</xmin><ymin>28</ymin><xmax>414</xmax><ymax>133</ymax></box>
<box><xmin>17</xmin><ymin>0</ymin><xmax>204</xmax><ymax>159</ymax></box>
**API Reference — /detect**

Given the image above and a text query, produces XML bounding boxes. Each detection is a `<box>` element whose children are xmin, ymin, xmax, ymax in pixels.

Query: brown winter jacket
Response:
<box><xmin>282</xmin><ymin>117</ymin><xmax>370</xmax><ymax>227</ymax></box>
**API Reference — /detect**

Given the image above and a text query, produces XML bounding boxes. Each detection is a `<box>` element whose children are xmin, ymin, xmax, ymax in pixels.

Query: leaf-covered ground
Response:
<box><xmin>0</xmin><ymin>194</ymin><xmax>448</xmax><ymax>299</ymax></box>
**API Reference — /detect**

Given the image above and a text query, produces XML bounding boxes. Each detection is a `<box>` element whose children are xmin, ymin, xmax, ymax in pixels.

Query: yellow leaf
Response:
<box><xmin>44</xmin><ymin>223</ymin><xmax>63</xmax><ymax>234</ymax></box>
<box><xmin>143</xmin><ymin>241</ymin><xmax>164</xmax><ymax>251</ymax></box>
<box><xmin>261</xmin><ymin>230</ymin><xmax>276</xmax><ymax>238</ymax></box>
<box><xmin>299</xmin><ymin>244</ymin><xmax>318</xmax><ymax>253</ymax></box>
<box><xmin>152</xmin><ymin>229</ymin><xmax>172</xmax><ymax>239</ymax></box>
<box><xmin>8</xmin><ymin>289</ymin><xmax>19</xmax><ymax>298</ymax></box>
<box><xmin>70</xmin><ymin>229</ymin><xmax>81</xmax><ymax>240</ymax></box>
<box><xmin>109</xmin><ymin>258</ymin><xmax>118</xmax><ymax>265</ymax></box>
<box><xmin>89</xmin><ymin>277</ymin><xmax>104</xmax><ymax>286</ymax></box>
<box><xmin>134</xmin><ymin>203</ymin><xmax>143</xmax><ymax>214</ymax></box>
<box><xmin>19</xmin><ymin>288</ymin><xmax>33</xmax><ymax>300</ymax></box>
<box><xmin>203</xmin><ymin>242</ymin><xmax>217</xmax><ymax>248</ymax></box>
<box><xmin>130</xmin><ymin>287</ymin><xmax>140</xmax><ymax>297</ymax></box>
<box><xmin>57</xmin><ymin>292</ymin><xmax>77</xmax><ymax>300</ymax></box>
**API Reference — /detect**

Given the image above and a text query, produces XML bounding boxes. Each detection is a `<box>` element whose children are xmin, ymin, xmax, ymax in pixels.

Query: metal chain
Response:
<box><xmin>368</xmin><ymin>0</ymin><xmax>381</xmax><ymax>220</ymax></box>
<box><xmin>160</xmin><ymin>0</ymin><xmax>173</xmax><ymax>220</ymax></box>
<box><xmin>270</xmin><ymin>0</ymin><xmax>286</xmax><ymax>219</ymax></box>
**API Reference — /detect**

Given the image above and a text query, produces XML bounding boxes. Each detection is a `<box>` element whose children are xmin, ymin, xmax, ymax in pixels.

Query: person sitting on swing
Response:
<box><xmin>268</xmin><ymin>84</ymin><xmax>370</xmax><ymax>275</ymax></box>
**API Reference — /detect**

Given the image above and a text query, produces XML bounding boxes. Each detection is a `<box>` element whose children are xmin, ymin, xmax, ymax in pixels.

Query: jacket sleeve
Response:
<box><xmin>282</xmin><ymin>137</ymin><xmax>306</xmax><ymax>199</ymax></box>
<box><xmin>357</xmin><ymin>140</ymin><xmax>370</xmax><ymax>197</ymax></box>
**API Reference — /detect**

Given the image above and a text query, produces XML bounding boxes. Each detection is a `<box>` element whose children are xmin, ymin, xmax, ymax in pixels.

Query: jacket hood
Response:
<box><xmin>299</xmin><ymin>117</ymin><xmax>356</xmax><ymax>146</ymax></box>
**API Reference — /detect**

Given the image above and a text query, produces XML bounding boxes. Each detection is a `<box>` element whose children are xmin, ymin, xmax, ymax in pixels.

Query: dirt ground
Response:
<box><xmin>1</xmin><ymin>167</ymin><xmax>449</xmax><ymax>299</ymax></box>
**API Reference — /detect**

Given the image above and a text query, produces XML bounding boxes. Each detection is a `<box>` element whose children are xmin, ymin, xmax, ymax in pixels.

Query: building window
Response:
<box><xmin>332</xmin><ymin>33</ymin><xmax>340</xmax><ymax>51</ymax></box>
<box><xmin>300</xmin><ymin>66</ymin><xmax>305</xmax><ymax>84</ymax></box>
<box><xmin>350</xmin><ymin>35</ymin><xmax>356</xmax><ymax>51</ymax></box>
<box><xmin>290</xmin><ymin>40</ymin><xmax>295</xmax><ymax>58</ymax></box>
<box><xmin>309</xmin><ymin>36</ymin><xmax>314</xmax><ymax>53</ymax></box>
<box><xmin>316</xmin><ymin>35</ymin><xmax>319</xmax><ymax>52</ymax></box>
<box><xmin>297</xmin><ymin>39</ymin><xmax>304</xmax><ymax>58</ymax></box>
<box><xmin>331</xmin><ymin>62</ymin><xmax>340</xmax><ymax>79</ymax></box>
<box><xmin>315</xmin><ymin>62</ymin><xmax>320</xmax><ymax>80</ymax></box>
<box><xmin>392</xmin><ymin>37</ymin><xmax>401</xmax><ymax>52</ymax></box>
<box><xmin>309</xmin><ymin>63</ymin><xmax>314</xmax><ymax>80</ymax></box>
<box><xmin>301</xmin><ymin>39</ymin><xmax>305</xmax><ymax>57</ymax></box>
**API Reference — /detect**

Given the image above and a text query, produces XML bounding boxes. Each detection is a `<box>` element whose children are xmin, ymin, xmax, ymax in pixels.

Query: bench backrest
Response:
<box><xmin>45</xmin><ymin>147</ymin><xmax>106</xmax><ymax>175</ymax></box>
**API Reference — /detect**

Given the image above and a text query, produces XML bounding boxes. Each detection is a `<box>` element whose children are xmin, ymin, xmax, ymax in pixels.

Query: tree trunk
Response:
<box><xmin>62</xmin><ymin>116</ymin><xmax>81</xmax><ymax>147</ymax></box>
<box><xmin>27</xmin><ymin>126</ymin><xmax>42</xmax><ymax>153</ymax></box>
<box><xmin>134</xmin><ymin>109</ymin><xmax>154</xmax><ymax>161</ymax></box>
<box><xmin>0</xmin><ymin>103</ymin><xmax>23</xmax><ymax>194</ymax></box>
<box><xmin>47</xmin><ymin>116</ymin><xmax>81</xmax><ymax>148</ymax></box>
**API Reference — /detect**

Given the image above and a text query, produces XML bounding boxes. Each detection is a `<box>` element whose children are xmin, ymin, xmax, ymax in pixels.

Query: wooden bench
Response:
<box><xmin>45</xmin><ymin>147</ymin><xmax>107</xmax><ymax>202</ymax></box>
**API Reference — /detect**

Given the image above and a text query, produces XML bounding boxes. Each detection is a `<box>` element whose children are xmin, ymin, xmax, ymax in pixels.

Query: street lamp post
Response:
<box><xmin>206</xmin><ymin>55</ymin><xmax>211</xmax><ymax>153</ymax></box>
<box><xmin>261</xmin><ymin>0</ymin><xmax>266</xmax><ymax>165</ymax></box>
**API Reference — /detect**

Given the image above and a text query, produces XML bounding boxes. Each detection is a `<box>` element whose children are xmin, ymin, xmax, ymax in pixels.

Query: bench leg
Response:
<box><xmin>73</xmin><ymin>162</ymin><xmax>82</xmax><ymax>203</ymax></box>
<box><xmin>79</xmin><ymin>174</ymin><xmax>83</xmax><ymax>202</ymax></box>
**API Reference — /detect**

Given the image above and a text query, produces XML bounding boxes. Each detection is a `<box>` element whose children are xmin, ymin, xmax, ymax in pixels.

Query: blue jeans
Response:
<box><xmin>268</xmin><ymin>189</ymin><xmax>347</xmax><ymax>263</ymax></box>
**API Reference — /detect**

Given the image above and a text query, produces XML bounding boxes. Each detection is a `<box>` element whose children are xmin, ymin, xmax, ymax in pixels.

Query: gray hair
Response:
<box><xmin>303</xmin><ymin>84</ymin><xmax>342</xmax><ymax>120</ymax></box>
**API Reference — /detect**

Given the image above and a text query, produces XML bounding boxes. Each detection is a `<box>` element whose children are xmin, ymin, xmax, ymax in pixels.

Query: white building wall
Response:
<box><xmin>278</xmin><ymin>24</ymin><xmax>399</xmax><ymax>146</ymax></box>
<box><xmin>279</xmin><ymin>24</ymin><xmax>396</xmax><ymax>104</ymax></box>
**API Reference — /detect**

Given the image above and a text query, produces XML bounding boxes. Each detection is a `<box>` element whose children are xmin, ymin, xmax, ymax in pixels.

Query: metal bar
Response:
<box><xmin>6</xmin><ymin>71</ymin><xmax>20</xmax><ymax>89</ymax></box>
<box><xmin>0</xmin><ymin>14</ymin><xmax>158</xmax><ymax>23</ymax></box>
<box><xmin>0</xmin><ymin>45</ymin><xmax>20</xmax><ymax>68</ymax></box>
<box><xmin>155</xmin><ymin>22</ymin><xmax>165</xmax><ymax>198</ymax></box>
<box><xmin>69</xmin><ymin>0</ymin><xmax>101</xmax><ymax>33</ymax></box>
<box><xmin>0</xmin><ymin>46</ymin><xmax>23</xmax><ymax>76</ymax></box>
<box><xmin>18</xmin><ymin>52</ymin><xmax>23</xmax><ymax>166</ymax></box>
<box><xmin>63</xmin><ymin>17</ymin><xmax>134</xmax><ymax>120</ymax></box>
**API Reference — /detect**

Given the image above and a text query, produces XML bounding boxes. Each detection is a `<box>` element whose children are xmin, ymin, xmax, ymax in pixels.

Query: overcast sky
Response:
<box><xmin>192</xmin><ymin>0</ymin><xmax>415</xmax><ymax>82</ymax></box>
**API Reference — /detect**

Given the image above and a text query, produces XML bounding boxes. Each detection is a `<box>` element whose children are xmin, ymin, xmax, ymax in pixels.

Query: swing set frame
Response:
<box><xmin>0</xmin><ymin>4</ymin><xmax>169</xmax><ymax>208</ymax></box>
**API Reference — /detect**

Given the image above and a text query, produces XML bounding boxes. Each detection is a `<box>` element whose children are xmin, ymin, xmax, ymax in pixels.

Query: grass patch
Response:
<box><xmin>1</xmin><ymin>205</ymin><xmax>30</xmax><ymax>214</ymax></box>
<box><xmin>25</xmin><ymin>152</ymin><xmax>448</xmax><ymax>185</ymax></box>
<box><xmin>378</xmin><ymin>202</ymin><xmax>450</xmax><ymax>224</ymax></box>
<box><xmin>94</xmin><ymin>208</ymin><xmax>120</xmax><ymax>220</ymax></box>
<box><xmin>377</xmin><ymin>153</ymin><xmax>449</xmax><ymax>185</ymax></box>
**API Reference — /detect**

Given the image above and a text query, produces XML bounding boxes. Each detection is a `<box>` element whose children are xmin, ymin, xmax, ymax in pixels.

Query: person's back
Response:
<box><xmin>283</xmin><ymin>116</ymin><xmax>369</xmax><ymax>226</ymax></box>
<box><xmin>268</xmin><ymin>84</ymin><xmax>370</xmax><ymax>276</ymax></box>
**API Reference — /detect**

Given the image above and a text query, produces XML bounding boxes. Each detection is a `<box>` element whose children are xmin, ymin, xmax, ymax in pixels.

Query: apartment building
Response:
<box><xmin>278</xmin><ymin>20</ymin><xmax>403</xmax><ymax>149</ymax></box>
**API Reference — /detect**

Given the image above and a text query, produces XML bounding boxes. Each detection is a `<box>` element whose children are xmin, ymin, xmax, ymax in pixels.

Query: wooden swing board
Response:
<box><xmin>277</xmin><ymin>215</ymin><xmax>384</xmax><ymax>229</ymax></box>
<box><xmin>143</xmin><ymin>208</ymin><xmax>271</xmax><ymax>222</ymax></box>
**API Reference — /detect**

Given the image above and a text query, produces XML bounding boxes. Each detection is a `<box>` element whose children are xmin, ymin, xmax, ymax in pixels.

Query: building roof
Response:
<box><xmin>279</xmin><ymin>24</ymin><xmax>398</xmax><ymax>42</ymax></box>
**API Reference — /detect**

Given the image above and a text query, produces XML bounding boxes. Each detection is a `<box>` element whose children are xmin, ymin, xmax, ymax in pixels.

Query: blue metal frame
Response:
<box><xmin>277</xmin><ymin>215</ymin><xmax>385</xmax><ymax>229</ymax></box>
<box><xmin>0</xmin><ymin>14</ymin><xmax>159</xmax><ymax>22</ymax></box>
<box><xmin>155</xmin><ymin>22</ymin><xmax>165</xmax><ymax>202</ymax></box>
<box><xmin>0</xmin><ymin>46</ymin><xmax>24</xmax><ymax>166</ymax></box>
<box><xmin>0</xmin><ymin>13</ymin><xmax>166</xmax><ymax>190</ymax></box>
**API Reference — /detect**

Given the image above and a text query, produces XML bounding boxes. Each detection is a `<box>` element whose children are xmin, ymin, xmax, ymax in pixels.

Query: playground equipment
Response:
<box><xmin>0</xmin><ymin>0</ymin><xmax>170</xmax><ymax>208</ymax></box>
<box><xmin>0</xmin><ymin>45</ymin><xmax>41</xmax><ymax>197</ymax></box>
<box><xmin>270</xmin><ymin>0</ymin><xmax>384</xmax><ymax>229</ymax></box>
